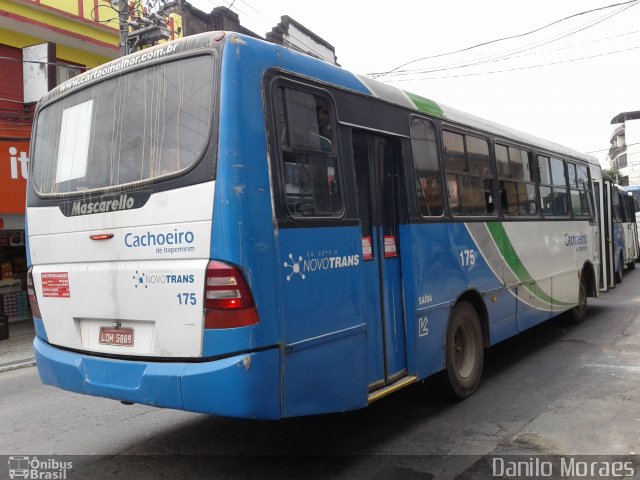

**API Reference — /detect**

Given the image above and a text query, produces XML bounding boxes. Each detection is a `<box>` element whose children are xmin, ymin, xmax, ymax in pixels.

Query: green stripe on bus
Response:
<box><xmin>405</xmin><ymin>92</ymin><xmax>445</xmax><ymax>118</ymax></box>
<box><xmin>486</xmin><ymin>222</ymin><xmax>573</xmax><ymax>307</ymax></box>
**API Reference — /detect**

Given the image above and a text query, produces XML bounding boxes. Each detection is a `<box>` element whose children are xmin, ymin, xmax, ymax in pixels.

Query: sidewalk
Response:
<box><xmin>0</xmin><ymin>318</ymin><xmax>36</xmax><ymax>373</ymax></box>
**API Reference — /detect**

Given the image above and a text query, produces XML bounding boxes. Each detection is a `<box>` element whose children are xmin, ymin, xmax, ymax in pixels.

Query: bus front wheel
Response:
<box><xmin>445</xmin><ymin>301</ymin><xmax>484</xmax><ymax>399</ymax></box>
<box><xmin>614</xmin><ymin>254</ymin><xmax>623</xmax><ymax>283</ymax></box>
<box><xmin>570</xmin><ymin>277</ymin><xmax>588</xmax><ymax>324</ymax></box>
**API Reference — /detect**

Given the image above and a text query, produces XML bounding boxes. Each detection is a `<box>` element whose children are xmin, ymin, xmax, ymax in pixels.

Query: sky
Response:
<box><xmin>189</xmin><ymin>0</ymin><xmax>640</xmax><ymax>167</ymax></box>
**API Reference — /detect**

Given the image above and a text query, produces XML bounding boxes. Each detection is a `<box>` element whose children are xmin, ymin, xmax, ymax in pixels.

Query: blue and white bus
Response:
<box><xmin>623</xmin><ymin>185</ymin><xmax>640</xmax><ymax>226</ymax></box>
<box><xmin>600</xmin><ymin>183</ymin><xmax>638</xmax><ymax>287</ymax></box>
<box><xmin>27</xmin><ymin>32</ymin><xmax>600</xmax><ymax>419</ymax></box>
<box><xmin>622</xmin><ymin>185</ymin><xmax>640</xmax><ymax>263</ymax></box>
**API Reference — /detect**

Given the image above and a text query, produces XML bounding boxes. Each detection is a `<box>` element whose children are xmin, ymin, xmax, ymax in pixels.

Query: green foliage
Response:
<box><xmin>602</xmin><ymin>168</ymin><xmax>620</xmax><ymax>183</ymax></box>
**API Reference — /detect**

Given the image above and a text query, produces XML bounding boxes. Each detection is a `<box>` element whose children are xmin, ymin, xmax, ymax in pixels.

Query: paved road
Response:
<box><xmin>1</xmin><ymin>269</ymin><xmax>640</xmax><ymax>479</ymax></box>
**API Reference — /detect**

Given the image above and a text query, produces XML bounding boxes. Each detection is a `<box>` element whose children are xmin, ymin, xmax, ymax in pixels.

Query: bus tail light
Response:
<box><xmin>27</xmin><ymin>268</ymin><xmax>42</xmax><ymax>319</ymax></box>
<box><xmin>204</xmin><ymin>260</ymin><xmax>259</xmax><ymax>329</ymax></box>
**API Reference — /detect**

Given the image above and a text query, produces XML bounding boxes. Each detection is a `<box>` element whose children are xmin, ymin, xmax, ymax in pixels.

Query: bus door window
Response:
<box><xmin>409</xmin><ymin>116</ymin><xmax>444</xmax><ymax>217</ymax></box>
<box><xmin>611</xmin><ymin>187</ymin><xmax>622</xmax><ymax>223</ymax></box>
<box><xmin>353</xmin><ymin>134</ymin><xmax>374</xmax><ymax>257</ymax></box>
<box><xmin>623</xmin><ymin>194</ymin><xmax>634</xmax><ymax>223</ymax></box>
<box><xmin>352</xmin><ymin>134</ymin><xmax>401</xmax><ymax>257</ymax></box>
<box><xmin>377</xmin><ymin>137</ymin><xmax>400</xmax><ymax>255</ymax></box>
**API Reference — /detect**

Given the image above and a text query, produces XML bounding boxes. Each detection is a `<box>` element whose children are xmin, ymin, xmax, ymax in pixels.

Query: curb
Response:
<box><xmin>0</xmin><ymin>358</ymin><xmax>36</xmax><ymax>373</ymax></box>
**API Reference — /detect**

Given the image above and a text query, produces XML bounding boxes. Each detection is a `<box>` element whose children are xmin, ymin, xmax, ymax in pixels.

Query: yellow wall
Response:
<box><xmin>2</xmin><ymin>0</ymin><xmax>183</xmax><ymax>69</ymax></box>
<box><xmin>4</xmin><ymin>0</ymin><xmax>119</xmax><ymax>48</ymax></box>
<box><xmin>0</xmin><ymin>27</ymin><xmax>111</xmax><ymax>68</ymax></box>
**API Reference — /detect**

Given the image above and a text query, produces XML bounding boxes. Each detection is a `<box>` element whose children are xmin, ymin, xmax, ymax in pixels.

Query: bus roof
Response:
<box><xmin>47</xmin><ymin>31</ymin><xmax>599</xmax><ymax>167</ymax></box>
<box><xmin>353</xmin><ymin>73</ymin><xmax>599</xmax><ymax>166</ymax></box>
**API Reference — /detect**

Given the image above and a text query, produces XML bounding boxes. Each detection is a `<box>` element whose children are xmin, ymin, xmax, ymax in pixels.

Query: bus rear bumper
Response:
<box><xmin>33</xmin><ymin>336</ymin><xmax>281</xmax><ymax>419</ymax></box>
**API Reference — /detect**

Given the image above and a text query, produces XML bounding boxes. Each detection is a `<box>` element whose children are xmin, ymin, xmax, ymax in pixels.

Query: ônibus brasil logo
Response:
<box><xmin>283</xmin><ymin>252</ymin><xmax>360</xmax><ymax>281</ymax></box>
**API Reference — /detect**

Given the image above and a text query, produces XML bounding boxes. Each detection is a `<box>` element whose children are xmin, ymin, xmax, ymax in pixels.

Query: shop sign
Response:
<box><xmin>0</xmin><ymin>141</ymin><xmax>29</xmax><ymax>214</ymax></box>
<box><xmin>23</xmin><ymin>42</ymin><xmax>56</xmax><ymax>104</ymax></box>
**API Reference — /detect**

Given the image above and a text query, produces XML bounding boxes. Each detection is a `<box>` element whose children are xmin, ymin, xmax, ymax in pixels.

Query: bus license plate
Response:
<box><xmin>99</xmin><ymin>327</ymin><xmax>134</xmax><ymax>347</ymax></box>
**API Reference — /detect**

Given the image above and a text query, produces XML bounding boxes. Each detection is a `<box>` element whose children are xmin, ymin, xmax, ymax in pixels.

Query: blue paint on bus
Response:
<box><xmin>28</xmin><ymin>32</ymin><xmax>598</xmax><ymax>419</ymax></box>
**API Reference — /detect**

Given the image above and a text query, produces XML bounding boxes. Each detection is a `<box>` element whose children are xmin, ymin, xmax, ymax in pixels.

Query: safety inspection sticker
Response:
<box><xmin>41</xmin><ymin>272</ymin><xmax>70</xmax><ymax>298</ymax></box>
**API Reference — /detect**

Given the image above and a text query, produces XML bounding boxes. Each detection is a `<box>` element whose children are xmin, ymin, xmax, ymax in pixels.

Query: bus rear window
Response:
<box><xmin>31</xmin><ymin>54</ymin><xmax>216</xmax><ymax>195</ymax></box>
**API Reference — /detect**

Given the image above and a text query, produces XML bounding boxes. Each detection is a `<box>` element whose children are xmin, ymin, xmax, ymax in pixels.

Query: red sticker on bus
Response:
<box><xmin>41</xmin><ymin>272</ymin><xmax>70</xmax><ymax>298</ymax></box>
<box><xmin>384</xmin><ymin>236</ymin><xmax>397</xmax><ymax>258</ymax></box>
<box><xmin>362</xmin><ymin>236</ymin><xmax>373</xmax><ymax>261</ymax></box>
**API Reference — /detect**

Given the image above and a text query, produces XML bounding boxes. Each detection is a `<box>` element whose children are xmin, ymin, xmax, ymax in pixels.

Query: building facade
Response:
<box><xmin>609</xmin><ymin>111</ymin><xmax>640</xmax><ymax>186</ymax></box>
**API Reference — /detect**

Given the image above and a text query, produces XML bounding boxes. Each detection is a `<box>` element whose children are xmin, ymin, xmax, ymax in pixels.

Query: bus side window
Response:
<box><xmin>497</xmin><ymin>144</ymin><xmax>537</xmax><ymax>217</ymax></box>
<box><xmin>409</xmin><ymin>116</ymin><xmax>444</xmax><ymax>217</ymax></box>
<box><xmin>274</xmin><ymin>87</ymin><xmax>342</xmax><ymax>217</ymax></box>
<box><xmin>570</xmin><ymin>164</ymin><xmax>593</xmax><ymax>218</ymax></box>
<box><xmin>442</xmin><ymin>130</ymin><xmax>494</xmax><ymax>216</ymax></box>
<box><xmin>623</xmin><ymin>195</ymin><xmax>631</xmax><ymax>222</ymax></box>
<box><xmin>538</xmin><ymin>155</ymin><xmax>568</xmax><ymax>217</ymax></box>
<box><xmin>611</xmin><ymin>187</ymin><xmax>622</xmax><ymax>223</ymax></box>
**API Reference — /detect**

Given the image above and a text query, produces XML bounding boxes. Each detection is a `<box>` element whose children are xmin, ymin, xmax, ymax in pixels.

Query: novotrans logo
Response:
<box><xmin>283</xmin><ymin>251</ymin><xmax>360</xmax><ymax>281</ymax></box>
<box><xmin>132</xmin><ymin>270</ymin><xmax>195</xmax><ymax>288</ymax></box>
<box><xmin>284</xmin><ymin>254</ymin><xmax>305</xmax><ymax>281</ymax></box>
<box><xmin>133</xmin><ymin>271</ymin><xmax>148</xmax><ymax>288</ymax></box>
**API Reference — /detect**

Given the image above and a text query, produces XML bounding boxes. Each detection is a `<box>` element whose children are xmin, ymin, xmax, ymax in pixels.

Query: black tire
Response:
<box><xmin>570</xmin><ymin>277</ymin><xmax>588</xmax><ymax>324</ymax></box>
<box><xmin>628</xmin><ymin>260</ymin><xmax>636</xmax><ymax>270</ymax></box>
<box><xmin>614</xmin><ymin>255</ymin><xmax>623</xmax><ymax>283</ymax></box>
<box><xmin>445</xmin><ymin>301</ymin><xmax>484</xmax><ymax>399</ymax></box>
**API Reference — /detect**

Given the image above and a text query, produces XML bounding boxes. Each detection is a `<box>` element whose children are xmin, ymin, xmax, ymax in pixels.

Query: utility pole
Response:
<box><xmin>115</xmin><ymin>0</ymin><xmax>175</xmax><ymax>56</ymax></box>
<box><xmin>117</xmin><ymin>0</ymin><xmax>130</xmax><ymax>56</ymax></box>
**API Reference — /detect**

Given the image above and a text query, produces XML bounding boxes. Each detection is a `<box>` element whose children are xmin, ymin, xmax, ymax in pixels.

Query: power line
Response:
<box><xmin>587</xmin><ymin>140</ymin><xmax>640</xmax><ymax>154</ymax></box>
<box><xmin>237</xmin><ymin>0</ymin><xmax>265</xmax><ymax>18</ymax></box>
<box><xmin>373</xmin><ymin>2</ymin><xmax>636</xmax><ymax>78</ymax></box>
<box><xmin>220</xmin><ymin>0</ymin><xmax>249</xmax><ymax>18</ymax></box>
<box><xmin>386</xmin><ymin>43</ymin><xmax>640</xmax><ymax>81</ymax></box>
<box><xmin>383</xmin><ymin>28</ymin><xmax>640</xmax><ymax>77</ymax></box>
<box><xmin>0</xmin><ymin>56</ymin><xmax>84</xmax><ymax>70</ymax></box>
<box><xmin>371</xmin><ymin>0</ymin><xmax>640</xmax><ymax>78</ymax></box>
<box><xmin>377</xmin><ymin>5</ymin><xmax>638</xmax><ymax>79</ymax></box>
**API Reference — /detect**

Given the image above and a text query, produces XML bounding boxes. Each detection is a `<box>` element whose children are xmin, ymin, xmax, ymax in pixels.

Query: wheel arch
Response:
<box><xmin>453</xmin><ymin>289</ymin><xmax>489</xmax><ymax>347</ymax></box>
<box><xmin>617</xmin><ymin>247</ymin><xmax>625</xmax><ymax>270</ymax></box>
<box><xmin>581</xmin><ymin>261</ymin><xmax>597</xmax><ymax>297</ymax></box>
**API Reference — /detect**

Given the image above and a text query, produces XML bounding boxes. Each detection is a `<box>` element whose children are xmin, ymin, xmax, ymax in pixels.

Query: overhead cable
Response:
<box><xmin>370</xmin><ymin>0</ymin><xmax>640</xmax><ymax>78</ymax></box>
<box><xmin>376</xmin><ymin>4</ymin><xmax>638</xmax><ymax>79</ymax></box>
<box><xmin>387</xmin><ymin>44</ymin><xmax>640</xmax><ymax>81</ymax></box>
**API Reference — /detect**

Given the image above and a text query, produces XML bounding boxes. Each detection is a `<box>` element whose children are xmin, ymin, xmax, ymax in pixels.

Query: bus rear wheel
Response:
<box><xmin>445</xmin><ymin>301</ymin><xmax>484</xmax><ymax>399</ymax></box>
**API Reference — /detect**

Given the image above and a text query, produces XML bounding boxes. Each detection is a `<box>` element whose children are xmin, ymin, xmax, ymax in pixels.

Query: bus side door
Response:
<box><xmin>352</xmin><ymin>131</ymin><xmax>408</xmax><ymax>390</ymax></box>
